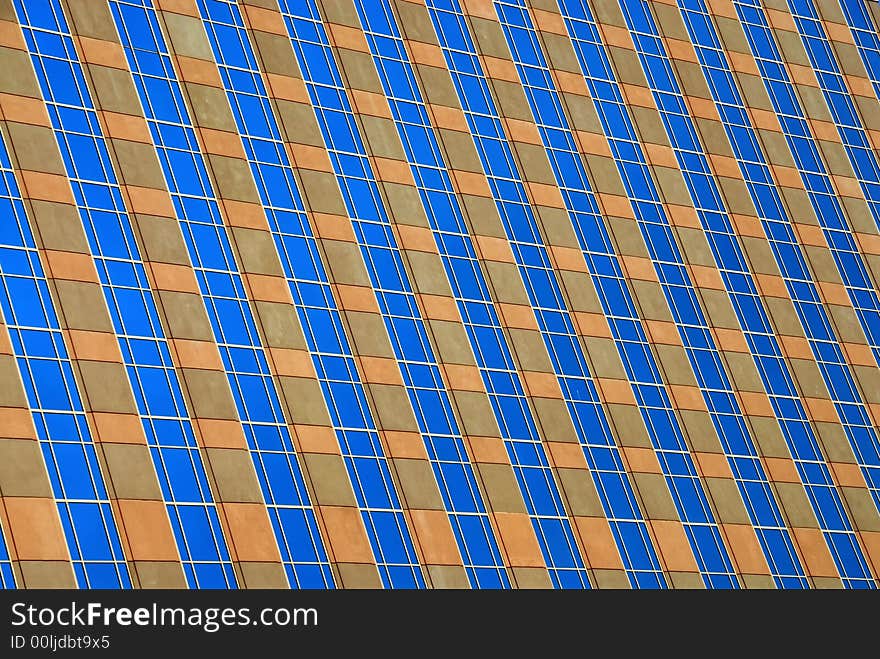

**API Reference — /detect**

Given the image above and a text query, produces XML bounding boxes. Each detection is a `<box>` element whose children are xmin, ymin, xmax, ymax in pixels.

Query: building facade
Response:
<box><xmin>0</xmin><ymin>0</ymin><xmax>879</xmax><ymax>589</ymax></box>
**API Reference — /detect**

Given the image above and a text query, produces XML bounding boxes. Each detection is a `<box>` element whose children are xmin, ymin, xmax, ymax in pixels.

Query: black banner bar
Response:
<box><xmin>0</xmin><ymin>590</ymin><xmax>869</xmax><ymax>654</ymax></box>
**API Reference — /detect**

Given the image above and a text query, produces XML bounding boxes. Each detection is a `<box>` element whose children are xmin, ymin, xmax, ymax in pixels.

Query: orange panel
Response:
<box><xmin>20</xmin><ymin>171</ymin><xmax>75</xmax><ymax>204</ymax></box>
<box><xmin>125</xmin><ymin>185</ymin><xmax>177</xmax><ymax>217</ymax></box>
<box><xmin>669</xmin><ymin>385</ymin><xmax>706</xmax><ymax>411</ymax></box>
<box><xmin>270</xmin><ymin>347</ymin><xmax>316</xmax><ymax>379</ymax></box>
<box><xmin>334</xmin><ymin>284</ymin><xmax>380</xmax><ymax>313</ymax></box>
<box><xmin>221</xmin><ymin>502</ymin><xmax>283</xmax><ymax>563</ymax></box>
<box><xmin>504</xmin><ymin>117</ymin><xmax>542</xmax><ymax>145</ymax></box>
<box><xmin>327</xmin><ymin>23</ymin><xmax>369</xmax><ymax>53</ymax></box>
<box><xmin>5</xmin><ymin>497</ymin><xmax>72</xmax><ymax>561</ymax></box>
<box><xmin>599</xmin><ymin>378</ymin><xmax>637</xmax><ymax>406</ymax></box>
<box><xmin>442</xmin><ymin>364</ymin><xmax>484</xmax><ymax>392</ymax></box>
<box><xmin>383</xmin><ymin>431</ymin><xmax>429</xmax><ymax>460</ymax></box>
<box><xmin>830</xmin><ymin>462</ymin><xmax>866</xmax><ymax>489</ymax></box>
<box><xmin>155</xmin><ymin>0</ymin><xmax>199</xmax><ymax>17</ymax></box>
<box><xmin>576</xmin><ymin>130</ymin><xmax>613</xmax><ymax>157</ymax></box>
<box><xmin>738</xmin><ymin>391</ymin><xmax>775</xmax><ymax>417</ymax></box>
<box><xmin>468</xmin><ymin>436</ymin><xmax>510</xmax><ymax>465</ymax></box>
<box><xmin>522</xmin><ymin>370</ymin><xmax>561</xmax><ymax>399</ymax></box>
<box><xmin>409</xmin><ymin>509</ymin><xmax>462</xmax><ymax>566</ymax></box>
<box><xmin>310</xmin><ymin>212</ymin><xmax>356</xmax><ymax>242</ymax></box>
<box><xmin>67</xmin><ymin>330</ymin><xmax>122</xmax><ymax>363</ymax></box>
<box><xmin>89</xmin><ymin>412</ymin><xmax>147</xmax><ymax>445</ymax></box>
<box><xmin>171</xmin><ymin>338</ymin><xmax>225</xmax><ymax>371</ymax></box>
<box><xmin>481</xmin><ymin>56</ymin><xmax>518</xmax><ymax>83</ymax></box>
<box><xmin>0</xmin><ymin>19</ymin><xmax>25</xmax><ymax>50</ymax></box>
<box><xmin>373</xmin><ymin>157</ymin><xmax>413</xmax><ymax>185</ymax></box>
<box><xmin>547</xmin><ymin>441</ymin><xmax>587</xmax><ymax>470</ymax></box>
<box><xmin>149</xmin><ymin>262</ymin><xmax>201</xmax><ymax>294</ymax></box>
<box><xmin>0</xmin><ymin>94</ymin><xmax>52</xmax><ymax>127</ymax></box>
<box><xmin>174</xmin><ymin>55</ymin><xmax>223</xmax><ymax>87</ymax></box>
<box><xmin>264</xmin><ymin>73</ymin><xmax>309</xmax><ymax>103</ymax></box>
<box><xmin>574</xmin><ymin>311</ymin><xmax>613</xmax><ymax>339</ymax></box>
<box><xmin>452</xmin><ymin>169</ymin><xmax>492</xmax><ymax>197</ymax></box>
<box><xmin>396</xmin><ymin>224</ymin><xmax>436</xmax><ymax>253</ymax></box>
<box><xmin>722</xmin><ymin>524</ymin><xmax>771</xmax><ymax>576</ymax></box>
<box><xmin>531</xmin><ymin>8</ymin><xmax>567</xmax><ymax>36</ymax></box>
<box><xmin>76</xmin><ymin>36</ymin><xmax>126</xmax><ymax>69</ymax></box>
<box><xmin>198</xmin><ymin>127</ymin><xmax>246</xmax><ymax>159</ymax></box>
<box><xmin>713</xmin><ymin>328</ymin><xmax>750</xmax><ymax>353</ymax></box>
<box><xmin>493</xmin><ymin>512</ymin><xmax>545</xmax><ymax>568</ymax></box>
<box><xmin>792</xmin><ymin>528</ymin><xmax>839</xmax><ymax>578</ymax></box>
<box><xmin>527</xmin><ymin>181</ymin><xmax>565</xmax><ymax>208</ymax></box>
<box><xmin>293</xmin><ymin>424</ymin><xmax>340</xmax><ymax>456</ymax></box>
<box><xmin>762</xmin><ymin>457</ymin><xmax>801</xmax><ymax>484</ymax></box>
<box><xmin>358</xmin><ymin>356</ymin><xmax>404</xmax><ymax>386</ymax></box>
<box><xmin>244</xmin><ymin>274</ymin><xmax>292</xmax><ymax>304</ymax></box>
<box><xmin>650</xmin><ymin>520</ymin><xmax>700</xmax><ymax>573</ymax></box>
<box><xmin>428</xmin><ymin>104</ymin><xmax>470</xmax><ymax>132</ymax></box>
<box><xmin>351</xmin><ymin>90</ymin><xmax>393</xmax><ymax>119</ymax></box>
<box><xmin>498</xmin><ymin>303</ymin><xmax>540</xmax><ymax>330</ymax></box>
<box><xmin>320</xmin><ymin>505</ymin><xmax>378</xmax><ymax>564</ymax></box>
<box><xmin>241</xmin><ymin>4</ymin><xmax>287</xmax><ymax>36</ymax></box>
<box><xmin>195</xmin><ymin>419</ymin><xmax>248</xmax><ymax>450</ymax></box>
<box><xmin>117</xmin><ymin>499</ymin><xmax>180</xmax><ymax>562</ymax></box>
<box><xmin>475</xmin><ymin>235</ymin><xmax>516</xmax><ymax>263</ymax></box>
<box><xmin>407</xmin><ymin>41</ymin><xmax>446</xmax><ymax>68</ymax></box>
<box><xmin>623</xmin><ymin>447</ymin><xmax>663</xmax><ymax>474</ymax></box>
<box><xmin>0</xmin><ymin>408</ymin><xmax>37</xmax><ymax>440</ymax></box>
<box><xmin>575</xmin><ymin>517</ymin><xmax>625</xmax><ymax>571</ymax></box>
<box><xmin>549</xmin><ymin>245</ymin><xmax>588</xmax><ymax>273</ymax></box>
<box><xmin>100</xmin><ymin>110</ymin><xmax>153</xmax><ymax>143</ymax></box>
<box><xmin>44</xmin><ymin>250</ymin><xmax>97</xmax><ymax>282</ymax></box>
<box><xmin>460</xmin><ymin>0</ymin><xmax>495</xmax><ymax>20</ymax></box>
<box><xmin>694</xmin><ymin>452</ymin><xmax>732</xmax><ymax>479</ymax></box>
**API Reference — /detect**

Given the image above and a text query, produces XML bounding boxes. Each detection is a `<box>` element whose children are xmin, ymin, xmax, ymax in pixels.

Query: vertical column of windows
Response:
<box><xmin>837</xmin><ymin>1</ymin><xmax>880</xmax><ymax>102</ymax></box>
<box><xmin>282</xmin><ymin>0</ymin><xmax>530</xmax><ymax>588</ymax></box>
<box><xmin>353</xmin><ymin>0</ymin><xmax>635</xmax><ymax>586</ymax></box>
<box><xmin>609</xmin><ymin>0</ymin><xmax>856</xmax><ymax>587</ymax></box>
<box><xmin>284</xmin><ymin>0</ymin><xmax>600</xmax><ymax>588</ymax></box>
<box><xmin>501</xmin><ymin>0</ymin><xmax>805</xmax><ymax>587</ymax></box>
<box><xmin>550</xmin><ymin>0</ymin><xmax>741</xmax><ymax>587</ymax></box>
<box><xmin>0</xmin><ymin>125</ymin><xmax>128</xmax><ymax>588</ymax></box>
<box><xmin>786</xmin><ymin>2</ymin><xmax>880</xmax><ymax>242</ymax></box>
<box><xmin>196</xmin><ymin>0</ymin><xmax>506</xmax><ymax>588</ymax></box>
<box><xmin>108</xmin><ymin>0</ymin><xmax>336</xmax><ymax>588</ymax></box>
<box><xmin>734</xmin><ymin>0</ymin><xmax>880</xmax><ymax>506</ymax></box>
<box><xmin>0</xmin><ymin>162</ymin><xmax>21</xmax><ymax>592</ymax></box>
<box><xmin>613</xmin><ymin>0</ymin><xmax>844</xmax><ymax>587</ymax></box>
<box><xmin>17</xmin><ymin>0</ymin><xmax>237</xmax><ymax>588</ymax></box>
<box><xmin>745</xmin><ymin>0</ymin><xmax>879</xmax><ymax>373</ymax></box>
<box><xmin>677</xmin><ymin>0</ymin><xmax>877</xmax><ymax>587</ymax></box>
<box><xmin>426</xmin><ymin>0</ymin><xmax>691</xmax><ymax>588</ymax></box>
